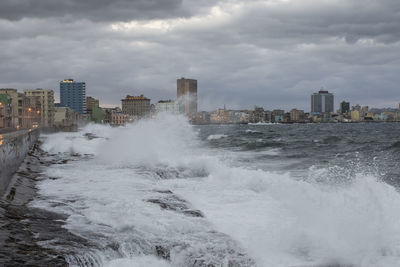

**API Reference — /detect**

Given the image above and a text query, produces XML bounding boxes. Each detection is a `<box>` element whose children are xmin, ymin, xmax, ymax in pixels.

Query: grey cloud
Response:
<box><xmin>0</xmin><ymin>0</ymin><xmax>189</xmax><ymax>21</ymax></box>
<box><xmin>0</xmin><ymin>0</ymin><xmax>399</xmax><ymax>111</ymax></box>
<box><xmin>229</xmin><ymin>0</ymin><xmax>400</xmax><ymax>45</ymax></box>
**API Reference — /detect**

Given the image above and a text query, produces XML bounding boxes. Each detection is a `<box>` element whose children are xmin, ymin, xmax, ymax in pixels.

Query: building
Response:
<box><xmin>25</xmin><ymin>95</ymin><xmax>42</xmax><ymax>128</ymax></box>
<box><xmin>0</xmin><ymin>93</ymin><xmax>11</xmax><ymax>128</ymax></box>
<box><xmin>311</xmin><ymin>90</ymin><xmax>334</xmax><ymax>114</ymax></box>
<box><xmin>0</xmin><ymin>89</ymin><xmax>42</xmax><ymax>129</ymax></box>
<box><xmin>0</xmin><ymin>89</ymin><xmax>19</xmax><ymax>128</ymax></box>
<box><xmin>351</xmin><ymin>110</ymin><xmax>361</xmax><ymax>121</ymax></box>
<box><xmin>361</xmin><ymin>106</ymin><xmax>369</xmax><ymax>116</ymax></box>
<box><xmin>91</xmin><ymin>106</ymin><xmax>104</xmax><ymax>123</ymax></box>
<box><xmin>264</xmin><ymin>110</ymin><xmax>272</xmax><ymax>122</ymax></box>
<box><xmin>111</xmin><ymin>112</ymin><xmax>130</xmax><ymax>126</ymax></box>
<box><xmin>155</xmin><ymin>100</ymin><xmax>181</xmax><ymax>114</ymax></box>
<box><xmin>290</xmin><ymin>109</ymin><xmax>305</xmax><ymax>122</ymax></box>
<box><xmin>121</xmin><ymin>95</ymin><xmax>150</xmax><ymax>118</ymax></box>
<box><xmin>251</xmin><ymin>106</ymin><xmax>265</xmax><ymax>123</ymax></box>
<box><xmin>272</xmin><ymin>109</ymin><xmax>285</xmax><ymax>123</ymax></box>
<box><xmin>86</xmin><ymin>96</ymin><xmax>99</xmax><ymax>118</ymax></box>
<box><xmin>177</xmin><ymin>78</ymin><xmax>197</xmax><ymax>115</ymax></box>
<box><xmin>24</xmin><ymin>89</ymin><xmax>55</xmax><ymax>127</ymax></box>
<box><xmin>17</xmin><ymin>93</ymin><xmax>38</xmax><ymax>129</ymax></box>
<box><xmin>54</xmin><ymin>106</ymin><xmax>76</xmax><ymax>127</ymax></box>
<box><xmin>210</xmin><ymin>108</ymin><xmax>229</xmax><ymax>124</ymax></box>
<box><xmin>191</xmin><ymin>111</ymin><xmax>211</xmax><ymax>124</ymax></box>
<box><xmin>340</xmin><ymin>101</ymin><xmax>350</xmax><ymax>114</ymax></box>
<box><xmin>352</xmin><ymin>104</ymin><xmax>361</xmax><ymax>111</ymax></box>
<box><xmin>60</xmin><ymin>79</ymin><xmax>86</xmax><ymax>115</ymax></box>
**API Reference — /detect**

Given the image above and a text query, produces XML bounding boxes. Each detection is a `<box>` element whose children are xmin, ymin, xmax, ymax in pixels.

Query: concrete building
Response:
<box><xmin>91</xmin><ymin>106</ymin><xmax>104</xmax><ymax>123</ymax></box>
<box><xmin>60</xmin><ymin>79</ymin><xmax>86</xmax><ymax>115</ymax></box>
<box><xmin>54</xmin><ymin>106</ymin><xmax>76</xmax><ymax>127</ymax></box>
<box><xmin>264</xmin><ymin>110</ymin><xmax>272</xmax><ymax>122</ymax></box>
<box><xmin>24</xmin><ymin>89</ymin><xmax>55</xmax><ymax>127</ymax></box>
<box><xmin>86</xmin><ymin>96</ymin><xmax>99</xmax><ymax>118</ymax></box>
<box><xmin>25</xmin><ymin>95</ymin><xmax>42</xmax><ymax>128</ymax></box>
<box><xmin>177</xmin><ymin>78</ymin><xmax>197</xmax><ymax>115</ymax></box>
<box><xmin>272</xmin><ymin>109</ymin><xmax>285</xmax><ymax>123</ymax></box>
<box><xmin>155</xmin><ymin>100</ymin><xmax>181</xmax><ymax>114</ymax></box>
<box><xmin>251</xmin><ymin>106</ymin><xmax>265</xmax><ymax>123</ymax></box>
<box><xmin>361</xmin><ymin>106</ymin><xmax>369</xmax><ymax>116</ymax></box>
<box><xmin>191</xmin><ymin>111</ymin><xmax>211</xmax><ymax>124</ymax></box>
<box><xmin>0</xmin><ymin>89</ymin><xmax>19</xmax><ymax>128</ymax></box>
<box><xmin>121</xmin><ymin>95</ymin><xmax>150</xmax><ymax>118</ymax></box>
<box><xmin>111</xmin><ymin>112</ymin><xmax>130</xmax><ymax>126</ymax></box>
<box><xmin>352</xmin><ymin>104</ymin><xmax>361</xmax><ymax>111</ymax></box>
<box><xmin>210</xmin><ymin>108</ymin><xmax>229</xmax><ymax>124</ymax></box>
<box><xmin>311</xmin><ymin>90</ymin><xmax>334</xmax><ymax>114</ymax></box>
<box><xmin>351</xmin><ymin>110</ymin><xmax>361</xmax><ymax>121</ymax></box>
<box><xmin>290</xmin><ymin>109</ymin><xmax>305</xmax><ymax>122</ymax></box>
<box><xmin>18</xmin><ymin>93</ymin><xmax>38</xmax><ymax>129</ymax></box>
<box><xmin>340</xmin><ymin>101</ymin><xmax>350</xmax><ymax>114</ymax></box>
<box><xmin>0</xmin><ymin>102</ymin><xmax>4</xmax><ymax>128</ymax></box>
<box><xmin>0</xmin><ymin>90</ymin><xmax>41</xmax><ymax>129</ymax></box>
<box><xmin>0</xmin><ymin>93</ymin><xmax>11</xmax><ymax>128</ymax></box>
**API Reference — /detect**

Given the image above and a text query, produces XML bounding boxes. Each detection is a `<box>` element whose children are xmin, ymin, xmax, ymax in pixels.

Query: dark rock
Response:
<box><xmin>156</xmin><ymin>245</ymin><xmax>170</xmax><ymax>260</ymax></box>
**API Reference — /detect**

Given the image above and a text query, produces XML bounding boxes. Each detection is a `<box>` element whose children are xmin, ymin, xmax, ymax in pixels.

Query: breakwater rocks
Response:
<box><xmin>0</xmin><ymin>129</ymin><xmax>39</xmax><ymax>196</ymax></box>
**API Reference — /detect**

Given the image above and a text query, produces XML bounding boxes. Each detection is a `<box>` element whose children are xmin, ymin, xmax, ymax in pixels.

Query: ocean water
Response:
<box><xmin>31</xmin><ymin>114</ymin><xmax>400</xmax><ymax>266</ymax></box>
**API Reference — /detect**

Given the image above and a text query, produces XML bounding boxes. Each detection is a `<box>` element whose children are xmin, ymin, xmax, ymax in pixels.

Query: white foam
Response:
<box><xmin>207</xmin><ymin>134</ymin><xmax>228</xmax><ymax>140</ymax></box>
<box><xmin>245</xmin><ymin>129</ymin><xmax>261</xmax><ymax>134</ymax></box>
<box><xmin>33</xmin><ymin>113</ymin><xmax>400</xmax><ymax>267</ymax></box>
<box><xmin>105</xmin><ymin>256</ymin><xmax>171</xmax><ymax>267</ymax></box>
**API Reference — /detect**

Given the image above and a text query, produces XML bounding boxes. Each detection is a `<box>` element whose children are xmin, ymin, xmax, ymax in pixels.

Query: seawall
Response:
<box><xmin>0</xmin><ymin>129</ymin><xmax>40</xmax><ymax>196</ymax></box>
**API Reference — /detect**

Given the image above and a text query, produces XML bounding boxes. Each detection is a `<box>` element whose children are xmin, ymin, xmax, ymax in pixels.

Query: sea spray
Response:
<box><xmin>32</xmin><ymin>116</ymin><xmax>400</xmax><ymax>267</ymax></box>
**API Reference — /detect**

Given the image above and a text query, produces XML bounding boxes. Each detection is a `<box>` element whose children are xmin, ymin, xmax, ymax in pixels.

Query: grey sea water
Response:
<box><xmin>199</xmin><ymin>123</ymin><xmax>400</xmax><ymax>186</ymax></box>
<box><xmin>2</xmin><ymin>116</ymin><xmax>400</xmax><ymax>267</ymax></box>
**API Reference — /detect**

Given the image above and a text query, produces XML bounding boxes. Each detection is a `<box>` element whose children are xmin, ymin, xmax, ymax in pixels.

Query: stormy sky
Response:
<box><xmin>0</xmin><ymin>0</ymin><xmax>399</xmax><ymax>111</ymax></box>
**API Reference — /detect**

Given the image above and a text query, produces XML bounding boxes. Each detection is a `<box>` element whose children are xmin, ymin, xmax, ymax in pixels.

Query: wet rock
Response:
<box><xmin>146</xmin><ymin>193</ymin><xmax>204</xmax><ymax>218</ymax></box>
<box><xmin>6</xmin><ymin>188</ymin><xmax>16</xmax><ymax>201</ymax></box>
<box><xmin>156</xmin><ymin>245</ymin><xmax>171</xmax><ymax>260</ymax></box>
<box><xmin>83</xmin><ymin>133</ymin><xmax>99</xmax><ymax>140</ymax></box>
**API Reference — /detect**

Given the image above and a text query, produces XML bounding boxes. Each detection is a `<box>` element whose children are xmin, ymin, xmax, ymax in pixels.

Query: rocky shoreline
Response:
<box><xmin>0</xmin><ymin>142</ymin><xmax>87</xmax><ymax>266</ymax></box>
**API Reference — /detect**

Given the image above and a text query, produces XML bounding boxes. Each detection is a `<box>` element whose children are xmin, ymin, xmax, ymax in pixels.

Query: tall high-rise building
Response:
<box><xmin>121</xmin><ymin>95</ymin><xmax>150</xmax><ymax>118</ymax></box>
<box><xmin>60</xmin><ymin>79</ymin><xmax>86</xmax><ymax>115</ymax></box>
<box><xmin>340</xmin><ymin>101</ymin><xmax>350</xmax><ymax>114</ymax></box>
<box><xmin>311</xmin><ymin>90</ymin><xmax>334</xmax><ymax>114</ymax></box>
<box><xmin>177</xmin><ymin>78</ymin><xmax>197</xmax><ymax>115</ymax></box>
<box><xmin>24</xmin><ymin>89</ymin><xmax>55</xmax><ymax>127</ymax></box>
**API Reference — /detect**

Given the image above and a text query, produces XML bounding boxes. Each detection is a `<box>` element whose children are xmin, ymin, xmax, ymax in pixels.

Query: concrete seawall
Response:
<box><xmin>0</xmin><ymin>129</ymin><xmax>39</xmax><ymax>196</ymax></box>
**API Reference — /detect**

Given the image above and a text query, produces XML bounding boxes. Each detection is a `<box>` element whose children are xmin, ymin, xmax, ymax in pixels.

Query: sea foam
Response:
<box><xmin>33</xmin><ymin>114</ymin><xmax>400</xmax><ymax>267</ymax></box>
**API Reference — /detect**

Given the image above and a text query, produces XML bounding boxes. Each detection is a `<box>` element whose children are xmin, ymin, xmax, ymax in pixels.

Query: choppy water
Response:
<box><xmin>17</xmin><ymin>115</ymin><xmax>400</xmax><ymax>266</ymax></box>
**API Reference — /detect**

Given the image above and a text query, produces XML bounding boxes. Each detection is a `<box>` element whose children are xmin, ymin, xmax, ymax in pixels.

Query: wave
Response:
<box><xmin>207</xmin><ymin>134</ymin><xmax>228</xmax><ymax>140</ymax></box>
<box><xmin>322</xmin><ymin>136</ymin><xmax>342</xmax><ymax>144</ymax></box>
<box><xmin>245</xmin><ymin>129</ymin><xmax>263</xmax><ymax>134</ymax></box>
<box><xmin>248</xmin><ymin>122</ymin><xmax>275</xmax><ymax>125</ymax></box>
<box><xmin>33</xmin><ymin>114</ymin><xmax>400</xmax><ymax>267</ymax></box>
<box><xmin>390</xmin><ymin>141</ymin><xmax>400</xmax><ymax>149</ymax></box>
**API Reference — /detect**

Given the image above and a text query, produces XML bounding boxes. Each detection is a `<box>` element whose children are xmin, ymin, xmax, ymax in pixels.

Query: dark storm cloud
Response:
<box><xmin>230</xmin><ymin>0</ymin><xmax>400</xmax><ymax>45</ymax></box>
<box><xmin>0</xmin><ymin>0</ymin><xmax>189</xmax><ymax>21</ymax></box>
<box><xmin>0</xmin><ymin>0</ymin><xmax>399</xmax><ymax>111</ymax></box>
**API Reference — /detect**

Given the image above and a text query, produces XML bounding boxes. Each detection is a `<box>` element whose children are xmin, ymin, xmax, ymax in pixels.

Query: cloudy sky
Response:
<box><xmin>0</xmin><ymin>0</ymin><xmax>399</xmax><ymax>111</ymax></box>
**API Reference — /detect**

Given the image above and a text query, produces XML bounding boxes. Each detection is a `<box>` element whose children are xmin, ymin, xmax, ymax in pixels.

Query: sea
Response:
<box><xmin>4</xmin><ymin>113</ymin><xmax>400</xmax><ymax>267</ymax></box>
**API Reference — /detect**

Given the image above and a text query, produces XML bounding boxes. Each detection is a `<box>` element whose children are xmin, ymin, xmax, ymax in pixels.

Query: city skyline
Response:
<box><xmin>0</xmin><ymin>0</ymin><xmax>399</xmax><ymax>111</ymax></box>
<box><xmin>1</xmin><ymin>79</ymin><xmax>399</xmax><ymax>113</ymax></box>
